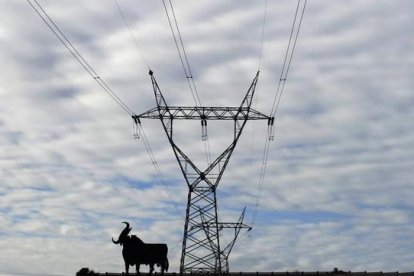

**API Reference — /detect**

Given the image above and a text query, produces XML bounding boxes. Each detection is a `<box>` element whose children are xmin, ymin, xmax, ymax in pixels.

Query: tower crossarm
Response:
<box><xmin>197</xmin><ymin>207</ymin><xmax>251</xmax><ymax>232</ymax></box>
<box><xmin>133</xmin><ymin>106</ymin><xmax>270</xmax><ymax>121</ymax></box>
<box><xmin>199</xmin><ymin>222</ymin><xmax>252</xmax><ymax>231</ymax></box>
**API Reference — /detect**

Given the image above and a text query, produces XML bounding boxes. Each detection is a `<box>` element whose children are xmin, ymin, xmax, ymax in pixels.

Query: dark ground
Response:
<box><xmin>76</xmin><ymin>269</ymin><xmax>414</xmax><ymax>276</ymax></box>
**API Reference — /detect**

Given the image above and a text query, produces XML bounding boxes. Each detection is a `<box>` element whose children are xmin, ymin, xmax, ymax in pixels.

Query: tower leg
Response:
<box><xmin>180</xmin><ymin>184</ymin><xmax>221</xmax><ymax>273</ymax></box>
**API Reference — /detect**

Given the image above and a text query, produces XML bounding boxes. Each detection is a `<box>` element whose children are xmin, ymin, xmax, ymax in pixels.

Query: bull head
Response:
<box><xmin>112</xmin><ymin>221</ymin><xmax>132</xmax><ymax>246</ymax></box>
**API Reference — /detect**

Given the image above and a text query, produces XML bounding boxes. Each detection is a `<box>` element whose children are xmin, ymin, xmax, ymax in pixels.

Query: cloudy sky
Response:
<box><xmin>1</xmin><ymin>0</ymin><xmax>414</xmax><ymax>275</ymax></box>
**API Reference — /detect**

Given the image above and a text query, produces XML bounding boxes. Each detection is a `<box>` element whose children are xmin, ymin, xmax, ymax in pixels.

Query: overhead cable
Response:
<box><xmin>270</xmin><ymin>0</ymin><xmax>307</xmax><ymax>117</ymax></box>
<box><xmin>136</xmin><ymin>121</ymin><xmax>184</xmax><ymax>218</ymax></box>
<box><xmin>28</xmin><ymin>0</ymin><xmax>183</xmax><ymax>218</ymax></box>
<box><xmin>251</xmin><ymin>0</ymin><xmax>307</xmax><ymax>227</ymax></box>
<box><xmin>258</xmin><ymin>0</ymin><xmax>268</xmax><ymax>70</ymax></box>
<box><xmin>247</xmin><ymin>0</ymin><xmax>268</xmax><ymax>220</ymax></box>
<box><xmin>113</xmin><ymin>0</ymin><xmax>184</xmax><ymax>218</ymax></box>
<box><xmin>161</xmin><ymin>0</ymin><xmax>212</xmax><ymax>167</ymax></box>
<box><xmin>251</xmin><ymin>127</ymin><xmax>272</xmax><ymax>227</ymax></box>
<box><xmin>161</xmin><ymin>0</ymin><xmax>201</xmax><ymax>107</ymax></box>
<box><xmin>113</xmin><ymin>0</ymin><xmax>151</xmax><ymax>70</ymax></box>
<box><xmin>27</xmin><ymin>0</ymin><xmax>134</xmax><ymax>116</ymax></box>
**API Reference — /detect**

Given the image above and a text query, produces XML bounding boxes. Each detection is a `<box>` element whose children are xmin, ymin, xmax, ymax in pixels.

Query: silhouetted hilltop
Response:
<box><xmin>76</xmin><ymin>268</ymin><xmax>414</xmax><ymax>276</ymax></box>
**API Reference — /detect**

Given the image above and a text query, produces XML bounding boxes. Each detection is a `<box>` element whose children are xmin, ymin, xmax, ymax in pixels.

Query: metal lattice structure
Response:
<box><xmin>133</xmin><ymin>70</ymin><xmax>270</xmax><ymax>273</ymax></box>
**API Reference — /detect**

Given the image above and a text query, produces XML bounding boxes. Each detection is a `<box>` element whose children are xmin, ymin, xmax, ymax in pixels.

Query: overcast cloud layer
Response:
<box><xmin>1</xmin><ymin>1</ymin><xmax>414</xmax><ymax>275</ymax></box>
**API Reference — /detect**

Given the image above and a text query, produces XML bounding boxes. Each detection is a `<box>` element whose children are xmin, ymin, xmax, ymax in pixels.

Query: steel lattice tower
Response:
<box><xmin>133</xmin><ymin>70</ymin><xmax>270</xmax><ymax>273</ymax></box>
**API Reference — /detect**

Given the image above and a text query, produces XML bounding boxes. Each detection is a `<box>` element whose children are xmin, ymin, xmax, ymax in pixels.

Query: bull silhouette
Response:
<box><xmin>112</xmin><ymin>222</ymin><xmax>169</xmax><ymax>275</ymax></box>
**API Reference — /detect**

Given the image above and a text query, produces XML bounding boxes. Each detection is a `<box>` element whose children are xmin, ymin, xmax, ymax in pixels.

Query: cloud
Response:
<box><xmin>1</xmin><ymin>0</ymin><xmax>414</xmax><ymax>275</ymax></box>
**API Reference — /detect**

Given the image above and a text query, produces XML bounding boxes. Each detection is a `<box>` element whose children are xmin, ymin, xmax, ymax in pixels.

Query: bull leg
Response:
<box><xmin>163</xmin><ymin>258</ymin><xmax>169</xmax><ymax>274</ymax></box>
<box><xmin>125</xmin><ymin>262</ymin><xmax>129</xmax><ymax>275</ymax></box>
<box><xmin>136</xmin><ymin>264</ymin><xmax>140</xmax><ymax>275</ymax></box>
<box><xmin>149</xmin><ymin>263</ymin><xmax>154</xmax><ymax>274</ymax></box>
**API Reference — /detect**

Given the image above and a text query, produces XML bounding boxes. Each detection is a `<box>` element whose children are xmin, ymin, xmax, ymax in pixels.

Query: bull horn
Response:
<box><xmin>112</xmin><ymin>221</ymin><xmax>131</xmax><ymax>244</ymax></box>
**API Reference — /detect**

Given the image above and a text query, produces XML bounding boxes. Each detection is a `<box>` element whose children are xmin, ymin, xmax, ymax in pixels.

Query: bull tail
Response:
<box><xmin>165</xmin><ymin>258</ymin><xmax>169</xmax><ymax>272</ymax></box>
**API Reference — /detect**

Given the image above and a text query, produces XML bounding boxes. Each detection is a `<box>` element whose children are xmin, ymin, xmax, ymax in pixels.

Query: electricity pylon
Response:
<box><xmin>133</xmin><ymin>70</ymin><xmax>271</xmax><ymax>273</ymax></box>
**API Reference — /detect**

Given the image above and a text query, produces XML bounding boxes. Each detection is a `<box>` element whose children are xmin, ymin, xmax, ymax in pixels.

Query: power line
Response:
<box><xmin>113</xmin><ymin>0</ymin><xmax>151</xmax><ymax>70</ymax></box>
<box><xmin>247</xmin><ymin>0</ymin><xmax>268</xmax><ymax>220</ymax></box>
<box><xmin>161</xmin><ymin>0</ymin><xmax>201</xmax><ymax>107</ymax></box>
<box><xmin>270</xmin><ymin>0</ymin><xmax>307</xmax><ymax>117</ymax></box>
<box><xmin>251</xmin><ymin>125</ymin><xmax>272</xmax><ymax>227</ymax></box>
<box><xmin>258</xmin><ymin>0</ymin><xmax>268</xmax><ymax>70</ymax></box>
<box><xmin>112</xmin><ymin>0</ymin><xmax>184</xmax><ymax>218</ymax></box>
<box><xmin>27</xmin><ymin>0</ymin><xmax>134</xmax><ymax>116</ymax></box>
<box><xmin>134</xmin><ymin>120</ymin><xmax>184</xmax><ymax>218</ymax></box>
<box><xmin>251</xmin><ymin>0</ymin><xmax>307</xmax><ymax>227</ymax></box>
<box><xmin>28</xmin><ymin>0</ymin><xmax>183</xmax><ymax>218</ymax></box>
<box><xmin>161</xmin><ymin>0</ymin><xmax>212</xmax><ymax>167</ymax></box>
